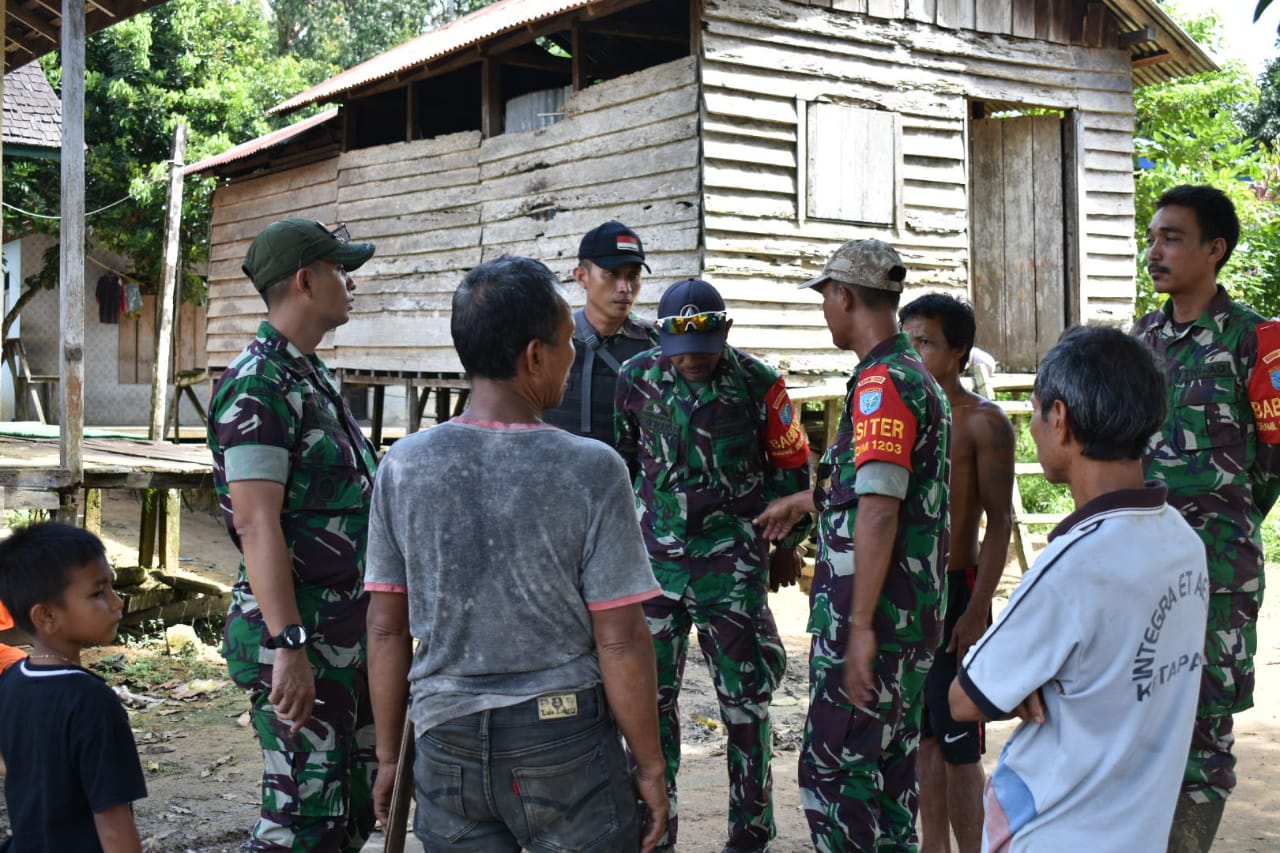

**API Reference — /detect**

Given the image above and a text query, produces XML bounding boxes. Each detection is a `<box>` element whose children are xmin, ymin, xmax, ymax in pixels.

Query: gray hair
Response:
<box><xmin>1034</xmin><ymin>325</ymin><xmax>1165</xmax><ymax>461</ymax></box>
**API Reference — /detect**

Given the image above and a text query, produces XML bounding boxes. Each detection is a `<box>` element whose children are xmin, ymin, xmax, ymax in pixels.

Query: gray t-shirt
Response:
<box><xmin>365</xmin><ymin>418</ymin><xmax>660</xmax><ymax>731</ymax></box>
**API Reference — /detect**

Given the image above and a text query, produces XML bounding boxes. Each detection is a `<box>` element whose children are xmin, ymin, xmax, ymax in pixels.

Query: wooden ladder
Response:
<box><xmin>2</xmin><ymin>338</ymin><xmax>57</xmax><ymax>424</ymax></box>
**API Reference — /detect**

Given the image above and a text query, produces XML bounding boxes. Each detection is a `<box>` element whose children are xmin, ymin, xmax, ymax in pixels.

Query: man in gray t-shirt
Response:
<box><xmin>365</xmin><ymin>256</ymin><xmax>670</xmax><ymax>853</ymax></box>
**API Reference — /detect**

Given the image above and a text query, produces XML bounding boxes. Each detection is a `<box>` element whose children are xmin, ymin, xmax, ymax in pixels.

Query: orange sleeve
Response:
<box><xmin>763</xmin><ymin>377</ymin><xmax>810</xmax><ymax>469</ymax></box>
<box><xmin>0</xmin><ymin>601</ymin><xmax>26</xmax><ymax>674</ymax></box>
<box><xmin>851</xmin><ymin>365</ymin><xmax>917</xmax><ymax>470</ymax></box>
<box><xmin>1250</xmin><ymin>321</ymin><xmax>1280</xmax><ymax>445</ymax></box>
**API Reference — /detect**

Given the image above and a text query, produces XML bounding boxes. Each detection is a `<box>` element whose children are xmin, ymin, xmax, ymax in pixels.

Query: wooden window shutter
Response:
<box><xmin>806</xmin><ymin>103</ymin><xmax>898</xmax><ymax>225</ymax></box>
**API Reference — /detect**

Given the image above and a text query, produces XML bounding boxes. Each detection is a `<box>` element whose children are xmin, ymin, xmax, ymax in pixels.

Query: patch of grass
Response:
<box><xmin>3</xmin><ymin>508</ymin><xmax>46</xmax><ymax>527</ymax></box>
<box><xmin>1261</xmin><ymin>509</ymin><xmax>1280</xmax><ymax>561</ymax></box>
<box><xmin>92</xmin><ymin>634</ymin><xmax>229</xmax><ymax>692</ymax></box>
<box><xmin>1013</xmin><ymin>415</ymin><xmax>1073</xmax><ymax>522</ymax></box>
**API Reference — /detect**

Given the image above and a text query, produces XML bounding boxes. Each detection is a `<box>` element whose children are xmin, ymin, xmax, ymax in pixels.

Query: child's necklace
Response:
<box><xmin>29</xmin><ymin>647</ymin><xmax>80</xmax><ymax>668</ymax></box>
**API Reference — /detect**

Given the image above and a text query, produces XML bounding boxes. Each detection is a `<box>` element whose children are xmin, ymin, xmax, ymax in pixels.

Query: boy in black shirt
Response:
<box><xmin>0</xmin><ymin>522</ymin><xmax>147</xmax><ymax>853</ymax></box>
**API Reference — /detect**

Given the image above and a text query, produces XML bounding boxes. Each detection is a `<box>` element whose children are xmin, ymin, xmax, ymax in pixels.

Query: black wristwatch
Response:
<box><xmin>263</xmin><ymin>624</ymin><xmax>309</xmax><ymax>650</ymax></box>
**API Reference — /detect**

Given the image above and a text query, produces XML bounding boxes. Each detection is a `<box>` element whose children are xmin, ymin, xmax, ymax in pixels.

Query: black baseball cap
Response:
<box><xmin>657</xmin><ymin>278</ymin><xmax>729</xmax><ymax>357</ymax></box>
<box><xmin>578</xmin><ymin>220</ymin><xmax>650</xmax><ymax>272</ymax></box>
<box><xmin>242</xmin><ymin>219</ymin><xmax>376</xmax><ymax>292</ymax></box>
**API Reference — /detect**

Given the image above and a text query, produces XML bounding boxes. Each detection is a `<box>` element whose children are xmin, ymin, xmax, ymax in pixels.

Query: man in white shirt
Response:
<box><xmin>950</xmin><ymin>326</ymin><xmax>1208</xmax><ymax>851</ymax></box>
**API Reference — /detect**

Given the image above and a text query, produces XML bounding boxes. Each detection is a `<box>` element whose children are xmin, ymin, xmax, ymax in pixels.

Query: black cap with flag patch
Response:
<box><xmin>577</xmin><ymin>220</ymin><xmax>651</xmax><ymax>272</ymax></box>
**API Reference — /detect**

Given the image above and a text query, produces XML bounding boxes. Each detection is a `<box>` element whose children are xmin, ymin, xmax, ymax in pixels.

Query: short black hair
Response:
<box><xmin>1155</xmin><ymin>184</ymin><xmax>1240</xmax><ymax>271</ymax></box>
<box><xmin>1034</xmin><ymin>326</ymin><xmax>1165</xmax><ymax>461</ymax></box>
<box><xmin>846</xmin><ymin>282</ymin><xmax>901</xmax><ymax>313</ymax></box>
<box><xmin>451</xmin><ymin>256</ymin><xmax>569</xmax><ymax>380</ymax></box>
<box><xmin>899</xmin><ymin>293</ymin><xmax>977</xmax><ymax>370</ymax></box>
<box><xmin>260</xmin><ymin>277</ymin><xmax>291</xmax><ymax>308</ymax></box>
<box><xmin>0</xmin><ymin>522</ymin><xmax>107</xmax><ymax>634</ymax></box>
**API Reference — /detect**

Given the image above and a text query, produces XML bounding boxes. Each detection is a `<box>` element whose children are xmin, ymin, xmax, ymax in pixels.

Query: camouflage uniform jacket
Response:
<box><xmin>208</xmin><ymin>321</ymin><xmax>378</xmax><ymax>670</ymax></box>
<box><xmin>543</xmin><ymin>310</ymin><xmax>658</xmax><ymax>447</ymax></box>
<box><xmin>808</xmin><ymin>333</ymin><xmax>950</xmax><ymax>651</ymax></box>
<box><xmin>1135</xmin><ymin>287</ymin><xmax>1280</xmax><ymax>599</ymax></box>
<box><xmin>614</xmin><ymin>346</ymin><xmax>811</xmax><ymax>594</ymax></box>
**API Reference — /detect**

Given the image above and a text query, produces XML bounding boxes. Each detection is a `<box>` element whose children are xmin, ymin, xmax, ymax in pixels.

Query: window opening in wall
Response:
<box><xmin>411</xmin><ymin>63</ymin><xmax>483</xmax><ymax>141</ymax></box>
<box><xmin>348</xmin><ymin>89</ymin><xmax>409</xmax><ymax>150</ymax></box>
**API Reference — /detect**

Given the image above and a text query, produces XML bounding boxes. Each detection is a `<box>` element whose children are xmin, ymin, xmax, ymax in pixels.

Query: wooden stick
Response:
<box><xmin>382</xmin><ymin>713</ymin><xmax>416</xmax><ymax>853</ymax></box>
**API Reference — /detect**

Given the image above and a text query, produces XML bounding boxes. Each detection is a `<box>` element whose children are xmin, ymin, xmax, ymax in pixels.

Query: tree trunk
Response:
<box><xmin>2</xmin><ymin>283</ymin><xmax>45</xmax><ymax>342</ymax></box>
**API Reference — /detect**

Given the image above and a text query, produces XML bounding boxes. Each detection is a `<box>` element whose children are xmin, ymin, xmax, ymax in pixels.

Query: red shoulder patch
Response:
<box><xmin>851</xmin><ymin>365</ymin><xmax>916</xmax><ymax>470</ymax></box>
<box><xmin>1249</xmin><ymin>321</ymin><xmax>1280</xmax><ymax>445</ymax></box>
<box><xmin>763</xmin><ymin>377</ymin><xmax>810</xmax><ymax>469</ymax></box>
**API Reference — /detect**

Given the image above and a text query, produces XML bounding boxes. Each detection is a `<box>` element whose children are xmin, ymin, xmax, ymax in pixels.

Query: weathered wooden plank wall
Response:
<box><xmin>206</xmin><ymin>58</ymin><xmax>700</xmax><ymax>373</ymax></box>
<box><xmin>702</xmin><ymin>0</ymin><xmax>1135</xmax><ymax>374</ymax></box>
<box><xmin>205</xmin><ymin>159</ymin><xmax>340</xmax><ymax>367</ymax></box>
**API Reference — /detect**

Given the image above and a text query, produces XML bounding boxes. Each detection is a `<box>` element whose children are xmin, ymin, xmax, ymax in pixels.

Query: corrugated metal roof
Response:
<box><xmin>3</xmin><ymin>61</ymin><xmax>61</xmax><ymax>148</ymax></box>
<box><xmin>271</xmin><ymin>0</ymin><xmax>594</xmax><ymax>115</ymax></box>
<box><xmin>1102</xmin><ymin>0</ymin><xmax>1217</xmax><ymax>86</ymax></box>
<box><xmin>183</xmin><ymin>108</ymin><xmax>340</xmax><ymax>176</ymax></box>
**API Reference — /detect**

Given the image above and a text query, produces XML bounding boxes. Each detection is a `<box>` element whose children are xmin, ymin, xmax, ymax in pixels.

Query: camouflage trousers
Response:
<box><xmin>641</xmin><ymin>553</ymin><xmax>787</xmax><ymax>849</ymax></box>
<box><xmin>1184</xmin><ymin>591</ymin><xmax>1260</xmax><ymax>803</ymax></box>
<box><xmin>227</xmin><ymin>656</ymin><xmax>377</xmax><ymax>852</ymax></box>
<box><xmin>799</xmin><ymin>634</ymin><xmax>931</xmax><ymax>852</ymax></box>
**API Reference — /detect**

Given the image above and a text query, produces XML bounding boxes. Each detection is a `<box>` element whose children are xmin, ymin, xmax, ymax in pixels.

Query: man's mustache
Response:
<box><xmin>1148</xmin><ymin>265</ymin><xmax>1171</xmax><ymax>275</ymax></box>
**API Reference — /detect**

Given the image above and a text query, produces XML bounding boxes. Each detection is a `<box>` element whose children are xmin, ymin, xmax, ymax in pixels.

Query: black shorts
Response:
<box><xmin>921</xmin><ymin>566</ymin><xmax>985</xmax><ymax>764</ymax></box>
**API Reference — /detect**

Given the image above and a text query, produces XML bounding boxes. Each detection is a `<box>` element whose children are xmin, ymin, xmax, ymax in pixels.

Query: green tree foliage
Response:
<box><xmin>1133</xmin><ymin>5</ymin><xmax>1280</xmax><ymax>320</ymax></box>
<box><xmin>3</xmin><ymin>0</ymin><xmax>498</xmax><ymax>307</ymax></box>
<box><xmin>271</xmin><ymin>0</ymin><xmax>491</xmax><ymax>69</ymax></box>
<box><xmin>4</xmin><ymin>0</ymin><xmax>334</xmax><ymax>302</ymax></box>
<box><xmin>1243</xmin><ymin>56</ymin><xmax>1280</xmax><ymax>144</ymax></box>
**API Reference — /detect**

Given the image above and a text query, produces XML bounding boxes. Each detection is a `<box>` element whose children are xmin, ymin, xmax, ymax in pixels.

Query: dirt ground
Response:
<box><xmin>3</xmin><ymin>490</ymin><xmax>1278</xmax><ymax>851</ymax></box>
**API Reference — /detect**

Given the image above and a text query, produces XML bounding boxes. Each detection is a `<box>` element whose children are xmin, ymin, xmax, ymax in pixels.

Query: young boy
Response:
<box><xmin>899</xmin><ymin>294</ymin><xmax>1015</xmax><ymax>853</ymax></box>
<box><xmin>0</xmin><ymin>522</ymin><xmax>147</xmax><ymax>853</ymax></box>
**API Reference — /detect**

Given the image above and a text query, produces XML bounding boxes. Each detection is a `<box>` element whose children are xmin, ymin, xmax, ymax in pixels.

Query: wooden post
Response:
<box><xmin>481</xmin><ymin>58</ymin><xmax>502</xmax><ymax>138</ymax></box>
<box><xmin>435</xmin><ymin>387</ymin><xmax>452</xmax><ymax>425</ymax></box>
<box><xmin>571</xmin><ymin>23</ymin><xmax>584</xmax><ymax>91</ymax></box>
<box><xmin>405</xmin><ymin>380</ymin><xmax>420</xmax><ymax>434</ymax></box>
<box><xmin>83</xmin><ymin>488</ymin><xmax>102</xmax><ymax>534</ymax></box>
<box><xmin>371</xmin><ymin>385</ymin><xmax>385</xmax><ymax>450</ymax></box>
<box><xmin>58</xmin><ymin>0</ymin><xmax>87</xmax><ymax>524</ymax></box>
<box><xmin>149</xmin><ymin>124</ymin><xmax>188</xmax><ymax>442</ymax></box>
<box><xmin>823</xmin><ymin>398</ymin><xmax>841</xmax><ymax>450</ymax></box>
<box><xmin>139</xmin><ymin>489</ymin><xmax>158</xmax><ymax>569</ymax></box>
<box><xmin>159</xmin><ymin>489</ymin><xmax>181</xmax><ymax>569</ymax></box>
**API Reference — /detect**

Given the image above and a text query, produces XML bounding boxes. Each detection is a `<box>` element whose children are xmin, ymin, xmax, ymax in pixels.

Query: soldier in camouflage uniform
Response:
<box><xmin>615</xmin><ymin>278</ymin><xmax>812</xmax><ymax>853</ymax></box>
<box><xmin>1134</xmin><ymin>185</ymin><xmax>1280</xmax><ymax>853</ymax></box>
<box><xmin>207</xmin><ymin>219</ymin><xmax>379</xmax><ymax>853</ymax></box>
<box><xmin>544</xmin><ymin>220</ymin><xmax>659</xmax><ymax>448</ymax></box>
<box><xmin>759</xmin><ymin>240</ymin><xmax>950</xmax><ymax>850</ymax></box>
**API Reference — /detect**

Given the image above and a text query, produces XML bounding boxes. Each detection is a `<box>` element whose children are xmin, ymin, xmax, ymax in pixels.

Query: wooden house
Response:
<box><xmin>190</xmin><ymin>0</ymin><xmax>1213</xmax><ymax>393</ymax></box>
<box><xmin>2</xmin><ymin>61</ymin><xmax>206</xmax><ymax>428</ymax></box>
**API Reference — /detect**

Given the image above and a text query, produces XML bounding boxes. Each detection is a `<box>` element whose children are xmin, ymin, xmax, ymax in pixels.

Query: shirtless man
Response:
<box><xmin>899</xmin><ymin>294</ymin><xmax>1014</xmax><ymax>853</ymax></box>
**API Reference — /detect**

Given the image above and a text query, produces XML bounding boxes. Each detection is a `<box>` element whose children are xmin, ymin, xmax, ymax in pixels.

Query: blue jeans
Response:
<box><xmin>413</xmin><ymin>685</ymin><xmax>639</xmax><ymax>852</ymax></box>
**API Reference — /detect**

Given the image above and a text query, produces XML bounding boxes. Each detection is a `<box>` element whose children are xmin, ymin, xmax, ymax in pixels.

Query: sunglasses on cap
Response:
<box><xmin>654</xmin><ymin>311</ymin><xmax>728</xmax><ymax>335</ymax></box>
<box><xmin>298</xmin><ymin>222</ymin><xmax>352</xmax><ymax>270</ymax></box>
